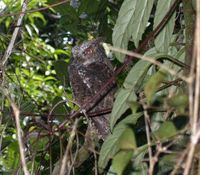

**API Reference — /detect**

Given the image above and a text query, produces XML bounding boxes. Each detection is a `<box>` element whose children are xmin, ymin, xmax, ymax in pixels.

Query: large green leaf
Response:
<box><xmin>154</xmin><ymin>121</ymin><xmax>177</xmax><ymax>140</ymax></box>
<box><xmin>110</xmin><ymin>55</ymin><xmax>156</xmax><ymax>129</ymax></box>
<box><xmin>112</xmin><ymin>0</ymin><xmax>137</xmax><ymax>62</ymax></box>
<box><xmin>112</xmin><ymin>150</ymin><xmax>133</xmax><ymax>175</ymax></box>
<box><xmin>153</xmin><ymin>0</ymin><xmax>176</xmax><ymax>52</ymax></box>
<box><xmin>167</xmin><ymin>94</ymin><xmax>188</xmax><ymax>113</ymax></box>
<box><xmin>98</xmin><ymin>113</ymin><xmax>142</xmax><ymax>173</ymax></box>
<box><xmin>131</xmin><ymin>0</ymin><xmax>154</xmax><ymax>47</ymax></box>
<box><xmin>110</xmin><ymin>88</ymin><xmax>136</xmax><ymax>130</ymax></box>
<box><xmin>118</xmin><ymin>127</ymin><xmax>137</xmax><ymax>150</ymax></box>
<box><xmin>144</xmin><ymin>70</ymin><xmax>167</xmax><ymax>104</ymax></box>
<box><xmin>123</xmin><ymin>60</ymin><xmax>152</xmax><ymax>92</ymax></box>
<box><xmin>112</xmin><ymin>0</ymin><xmax>154</xmax><ymax>62</ymax></box>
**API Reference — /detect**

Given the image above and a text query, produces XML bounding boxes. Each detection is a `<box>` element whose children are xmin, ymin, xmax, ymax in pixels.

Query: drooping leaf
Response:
<box><xmin>112</xmin><ymin>0</ymin><xmax>154</xmax><ymax>62</ymax></box>
<box><xmin>153</xmin><ymin>0</ymin><xmax>176</xmax><ymax>52</ymax></box>
<box><xmin>110</xmin><ymin>88</ymin><xmax>136</xmax><ymax>130</ymax></box>
<box><xmin>167</xmin><ymin>94</ymin><xmax>188</xmax><ymax>113</ymax></box>
<box><xmin>124</xmin><ymin>48</ymin><xmax>161</xmax><ymax>92</ymax></box>
<box><xmin>123</xmin><ymin>60</ymin><xmax>152</xmax><ymax>92</ymax></box>
<box><xmin>112</xmin><ymin>0</ymin><xmax>137</xmax><ymax>62</ymax></box>
<box><xmin>131</xmin><ymin>0</ymin><xmax>154</xmax><ymax>47</ymax></box>
<box><xmin>118</xmin><ymin>127</ymin><xmax>137</xmax><ymax>150</ymax></box>
<box><xmin>98</xmin><ymin>113</ymin><xmax>142</xmax><ymax>173</ymax></box>
<box><xmin>154</xmin><ymin>121</ymin><xmax>177</xmax><ymax>140</ymax></box>
<box><xmin>144</xmin><ymin>70</ymin><xmax>167</xmax><ymax>104</ymax></box>
<box><xmin>28</xmin><ymin>12</ymin><xmax>47</xmax><ymax>25</ymax></box>
<box><xmin>112</xmin><ymin>150</ymin><xmax>133</xmax><ymax>175</ymax></box>
<box><xmin>111</xmin><ymin>52</ymin><xmax>158</xmax><ymax>129</ymax></box>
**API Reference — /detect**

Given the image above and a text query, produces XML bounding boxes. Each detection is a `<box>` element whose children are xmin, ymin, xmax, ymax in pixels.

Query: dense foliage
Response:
<box><xmin>0</xmin><ymin>0</ymin><xmax>197</xmax><ymax>174</ymax></box>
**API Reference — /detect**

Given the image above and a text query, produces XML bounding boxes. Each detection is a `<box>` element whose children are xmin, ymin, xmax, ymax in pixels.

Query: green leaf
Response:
<box><xmin>192</xmin><ymin>0</ymin><xmax>196</xmax><ymax>11</ymax></box>
<box><xmin>110</xmin><ymin>88</ymin><xmax>136</xmax><ymax>130</ymax></box>
<box><xmin>98</xmin><ymin>113</ymin><xmax>142</xmax><ymax>173</ymax></box>
<box><xmin>33</xmin><ymin>74</ymin><xmax>45</xmax><ymax>81</ymax></box>
<box><xmin>112</xmin><ymin>150</ymin><xmax>133</xmax><ymax>175</ymax></box>
<box><xmin>111</xmin><ymin>53</ymin><xmax>159</xmax><ymax>129</ymax></box>
<box><xmin>144</xmin><ymin>70</ymin><xmax>167</xmax><ymax>103</ymax></box>
<box><xmin>123</xmin><ymin>60</ymin><xmax>152</xmax><ymax>92</ymax></box>
<box><xmin>29</xmin><ymin>134</ymin><xmax>49</xmax><ymax>152</ymax></box>
<box><xmin>28</xmin><ymin>12</ymin><xmax>47</xmax><ymax>25</ymax></box>
<box><xmin>154</xmin><ymin>121</ymin><xmax>177</xmax><ymax>140</ymax></box>
<box><xmin>112</xmin><ymin>0</ymin><xmax>137</xmax><ymax>62</ymax></box>
<box><xmin>25</xmin><ymin>24</ymin><xmax>32</xmax><ymax>37</ymax></box>
<box><xmin>118</xmin><ymin>127</ymin><xmax>137</xmax><ymax>150</ymax></box>
<box><xmin>112</xmin><ymin>0</ymin><xmax>154</xmax><ymax>62</ymax></box>
<box><xmin>167</xmin><ymin>94</ymin><xmax>188</xmax><ymax>113</ymax></box>
<box><xmin>158</xmin><ymin>154</ymin><xmax>177</xmax><ymax>174</ymax></box>
<box><xmin>54</xmin><ymin>60</ymin><xmax>69</xmax><ymax>86</ymax></box>
<box><xmin>122</xmin><ymin>48</ymin><xmax>159</xmax><ymax>92</ymax></box>
<box><xmin>131</xmin><ymin>0</ymin><xmax>154</xmax><ymax>47</ymax></box>
<box><xmin>153</xmin><ymin>0</ymin><xmax>176</xmax><ymax>52</ymax></box>
<box><xmin>0</xmin><ymin>141</ymin><xmax>20</xmax><ymax>171</ymax></box>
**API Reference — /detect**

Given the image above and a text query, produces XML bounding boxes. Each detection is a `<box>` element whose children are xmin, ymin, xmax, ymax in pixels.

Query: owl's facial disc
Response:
<box><xmin>72</xmin><ymin>39</ymin><xmax>103</xmax><ymax>65</ymax></box>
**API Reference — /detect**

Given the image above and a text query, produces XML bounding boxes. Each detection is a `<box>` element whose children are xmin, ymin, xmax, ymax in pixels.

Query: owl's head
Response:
<box><xmin>72</xmin><ymin>38</ymin><xmax>106</xmax><ymax>66</ymax></box>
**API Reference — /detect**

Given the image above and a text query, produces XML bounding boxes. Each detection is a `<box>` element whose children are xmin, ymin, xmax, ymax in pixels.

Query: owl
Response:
<box><xmin>68</xmin><ymin>38</ymin><xmax>115</xmax><ymax>139</ymax></box>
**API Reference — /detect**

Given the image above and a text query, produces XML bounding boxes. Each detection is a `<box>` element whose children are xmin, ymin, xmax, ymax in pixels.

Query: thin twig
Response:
<box><xmin>1</xmin><ymin>0</ymin><xmax>28</xmax><ymax>66</ymax></box>
<box><xmin>104</xmin><ymin>44</ymin><xmax>191</xmax><ymax>83</ymax></box>
<box><xmin>170</xmin><ymin>147</ymin><xmax>188</xmax><ymax>175</ymax></box>
<box><xmin>3</xmin><ymin>90</ymin><xmax>30</xmax><ymax>175</ymax></box>
<box><xmin>59</xmin><ymin>118</ymin><xmax>80</xmax><ymax>175</ymax></box>
<box><xmin>183</xmin><ymin>0</ymin><xmax>200</xmax><ymax>174</ymax></box>
<box><xmin>140</xmin><ymin>97</ymin><xmax>153</xmax><ymax>175</ymax></box>
<box><xmin>0</xmin><ymin>0</ymin><xmax>30</xmax><ymax>174</ymax></box>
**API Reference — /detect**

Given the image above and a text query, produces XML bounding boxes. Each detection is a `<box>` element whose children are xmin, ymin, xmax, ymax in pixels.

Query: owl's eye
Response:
<box><xmin>83</xmin><ymin>46</ymin><xmax>93</xmax><ymax>56</ymax></box>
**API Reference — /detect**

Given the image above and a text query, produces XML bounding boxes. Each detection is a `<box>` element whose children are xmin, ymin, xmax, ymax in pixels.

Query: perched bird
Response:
<box><xmin>68</xmin><ymin>38</ymin><xmax>115</xmax><ymax>139</ymax></box>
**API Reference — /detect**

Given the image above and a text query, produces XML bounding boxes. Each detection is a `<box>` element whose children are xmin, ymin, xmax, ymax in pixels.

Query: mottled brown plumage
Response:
<box><xmin>68</xmin><ymin>38</ymin><xmax>115</xmax><ymax>139</ymax></box>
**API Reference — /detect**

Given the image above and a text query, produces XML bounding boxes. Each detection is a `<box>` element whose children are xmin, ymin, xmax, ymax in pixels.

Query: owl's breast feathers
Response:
<box><xmin>69</xmin><ymin>57</ymin><xmax>115</xmax><ymax>139</ymax></box>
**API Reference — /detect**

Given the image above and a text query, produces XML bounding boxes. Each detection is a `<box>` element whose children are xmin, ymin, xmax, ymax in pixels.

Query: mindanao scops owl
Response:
<box><xmin>68</xmin><ymin>38</ymin><xmax>115</xmax><ymax>139</ymax></box>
